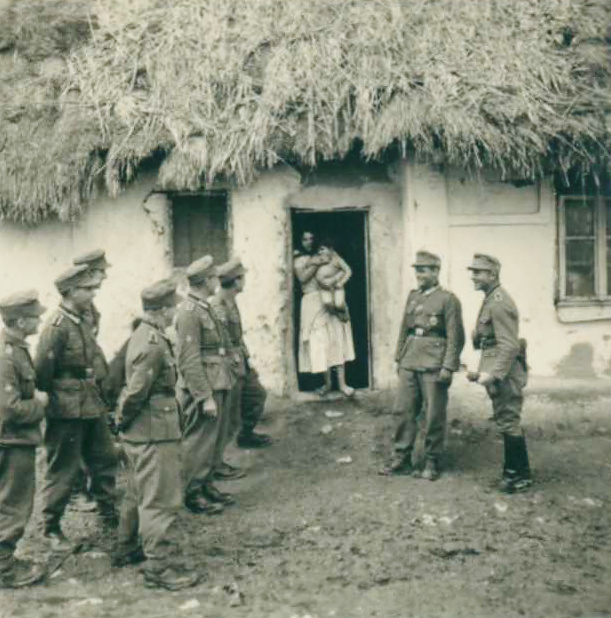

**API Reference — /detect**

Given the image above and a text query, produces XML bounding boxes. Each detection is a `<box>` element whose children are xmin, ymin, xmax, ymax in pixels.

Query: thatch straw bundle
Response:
<box><xmin>0</xmin><ymin>0</ymin><xmax>609</xmax><ymax>223</ymax></box>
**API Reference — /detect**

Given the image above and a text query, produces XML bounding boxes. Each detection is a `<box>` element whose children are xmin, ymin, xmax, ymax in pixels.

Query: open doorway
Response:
<box><xmin>291</xmin><ymin>209</ymin><xmax>371</xmax><ymax>392</ymax></box>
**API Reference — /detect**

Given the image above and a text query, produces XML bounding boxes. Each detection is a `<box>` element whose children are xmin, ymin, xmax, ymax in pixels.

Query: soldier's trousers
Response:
<box><xmin>220</xmin><ymin>369</ymin><xmax>267</xmax><ymax>456</ymax></box>
<box><xmin>43</xmin><ymin>418</ymin><xmax>118</xmax><ymax>528</ymax></box>
<box><xmin>0</xmin><ymin>446</ymin><xmax>36</xmax><ymax>564</ymax></box>
<box><xmin>182</xmin><ymin>391</ymin><xmax>227</xmax><ymax>497</ymax></box>
<box><xmin>486</xmin><ymin>362</ymin><xmax>527</xmax><ymax>437</ymax></box>
<box><xmin>393</xmin><ymin>369</ymin><xmax>449</xmax><ymax>462</ymax></box>
<box><xmin>117</xmin><ymin>441</ymin><xmax>182</xmax><ymax>570</ymax></box>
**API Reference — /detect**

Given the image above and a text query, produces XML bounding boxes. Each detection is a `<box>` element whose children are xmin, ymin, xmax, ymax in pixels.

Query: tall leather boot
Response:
<box><xmin>500</xmin><ymin>434</ymin><xmax>532</xmax><ymax>493</ymax></box>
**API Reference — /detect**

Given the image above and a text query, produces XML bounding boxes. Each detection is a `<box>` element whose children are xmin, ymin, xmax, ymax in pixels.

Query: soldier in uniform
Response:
<box><xmin>0</xmin><ymin>291</ymin><xmax>48</xmax><ymax>588</ymax></box>
<box><xmin>212</xmin><ymin>258</ymin><xmax>271</xmax><ymax>455</ymax></box>
<box><xmin>114</xmin><ymin>279</ymin><xmax>200</xmax><ymax>591</ymax></box>
<box><xmin>35</xmin><ymin>265</ymin><xmax>118</xmax><ymax>550</ymax></box>
<box><xmin>70</xmin><ymin>249</ymin><xmax>113</xmax><ymax>511</ymax></box>
<box><xmin>467</xmin><ymin>253</ymin><xmax>532</xmax><ymax>493</ymax></box>
<box><xmin>176</xmin><ymin>256</ymin><xmax>235</xmax><ymax>514</ymax></box>
<box><xmin>380</xmin><ymin>251</ymin><xmax>465</xmax><ymax>480</ymax></box>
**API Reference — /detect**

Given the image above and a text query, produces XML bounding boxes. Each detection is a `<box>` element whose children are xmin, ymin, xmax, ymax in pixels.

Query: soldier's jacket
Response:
<box><xmin>117</xmin><ymin>319</ymin><xmax>181</xmax><ymax>443</ymax></box>
<box><xmin>0</xmin><ymin>330</ymin><xmax>45</xmax><ymax>446</ymax></box>
<box><xmin>209</xmin><ymin>294</ymin><xmax>249</xmax><ymax>378</ymax></box>
<box><xmin>395</xmin><ymin>286</ymin><xmax>465</xmax><ymax>372</ymax></box>
<box><xmin>175</xmin><ymin>293</ymin><xmax>235</xmax><ymax>403</ymax></box>
<box><xmin>82</xmin><ymin>301</ymin><xmax>109</xmax><ymax>387</ymax></box>
<box><xmin>34</xmin><ymin>303</ymin><xmax>108</xmax><ymax>419</ymax></box>
<box><xmin>472</xmin><ymin>284</ymin><xmax>521</xmax><ymax>380</ymax></box>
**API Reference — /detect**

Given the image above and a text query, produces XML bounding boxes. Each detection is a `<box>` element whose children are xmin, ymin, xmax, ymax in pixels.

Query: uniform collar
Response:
<box><xmin>485</xmin><ymin>283</ymin><xmax>501</xmax><ymax>299</ymax></box>
<box><xmin>59</xmin><ymin>302</ymin><xmax>82</xmax><ymax>324</ymax></box>
<box><xmin>188</xmin><ymin>291</ymin><xmax>210</xmax><ymax>308</ymax></box>
<box><xmin>419</xmin><ymin>284</ymin><xmax>440</xmax><ymax>297</ymax></box>
<box><xmin>2</xmin><ymin>328</ymin><xmax>29</xmax><ymax>349</ymax></box>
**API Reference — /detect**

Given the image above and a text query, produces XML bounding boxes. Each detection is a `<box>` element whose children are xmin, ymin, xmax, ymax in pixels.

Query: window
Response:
<box><xmin>171</xmin><ymin>192</ymin><xmax>229</xmax><ymax>267</ymax></box>
<box><xmin>558</xmin><ymin>196</ymin><xmax>611</xmax><ymax>300</ymax></box>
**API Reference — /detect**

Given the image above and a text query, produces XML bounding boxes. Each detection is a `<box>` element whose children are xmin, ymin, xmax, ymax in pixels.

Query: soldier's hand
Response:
<box><xmin>202</xmin><ymin>397</ymin><xmax>218</xmax><ymax>417</ymax></box>
<box><xmin>437</xmin><ymin>368</ymin><xmax>453</xmax><ymax>385</ymax></box>
<box><xmin>477</xmin><ymin>372</ymin><xmax>495</xmax><ymax>387</ymax></box>
<box><xmin>34</xmin><ymin>390</ymin><xmax>49</xmax><ymax>407</ymax></box>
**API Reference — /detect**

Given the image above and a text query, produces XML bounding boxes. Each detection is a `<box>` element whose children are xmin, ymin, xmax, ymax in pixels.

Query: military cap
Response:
<box><xmin>217</xmin><ymin>258</ymin><xmax>246</xmax><ymax>284</ymax></box>
<box><xmin>0</xmin><ymin>289</ymin><xmax>46</xmax><ymax>321</ymax></box>
<box><xmin>467</xmin><ymin>253</ymin><xmax>501</xmax><ymax>272</ymax></box>
<box><xmin>186</xmin><ymin>255</ymin><xmax>216</xmax><ymax>285</ymax></box>
<box><xmin>141</xmin><ymin>278</ymin><xmax>180</xmax><ymax>311</ymax></box>
<box><xmin>412</xmin><ymin>250</ymin><xmax>441</xmax><ymax>268</ymax></box>
<box><xmin>54</xmin><ymin>264</ymin><xmax>99</xmax><ymax>294</ymax></box>
<box><xmin>73</xmin><ymin>248</ymin><xmax>111</xmax><ymax>271</ymax></box>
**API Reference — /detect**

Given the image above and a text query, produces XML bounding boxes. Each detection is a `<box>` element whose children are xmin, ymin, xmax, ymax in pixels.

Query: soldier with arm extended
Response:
<box><xmin>0</xmin><ymin>291</ymin><xmax>48</xmax><ymax>588</ymax></box>
<box><xmin>175</xmin><ymin>256</ymin><xmax>235</xmax><ymax>514</ymax></box>
<box><xmin>467</xmin><ymin>253</ymin><xmax>532</xmax><ymax>493</ymax></box>
<box><xmin>113</xmin><ymin>279</ymin><xmax>200</xmax><ymax>591</ymax></box>
<box><xmin>380</xmin><ymin>251</ymin><xmax>465</xmax><ymax>480</ymax></box>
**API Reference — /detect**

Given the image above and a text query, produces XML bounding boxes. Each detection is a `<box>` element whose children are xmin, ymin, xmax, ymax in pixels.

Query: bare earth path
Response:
<box><xmin>1</xmin><ymin>380</ymin><xmax>610</xmax><ymax>618</ymax></box>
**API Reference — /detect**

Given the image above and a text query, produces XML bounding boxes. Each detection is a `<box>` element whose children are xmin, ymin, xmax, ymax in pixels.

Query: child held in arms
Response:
<box><xmin>315</xmin><ymin>239</ymin><xmax>352</xmax><ymax>322</ymax></box>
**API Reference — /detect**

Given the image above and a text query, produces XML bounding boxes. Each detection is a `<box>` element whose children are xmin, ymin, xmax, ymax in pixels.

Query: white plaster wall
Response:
<box><xmin>231</xmin><ymin>168</ymin><xmax>302</xmax><ymax>395</ymax></box>
<box><xmin>0</xmin><ymin>171</ymin><xmax>171</xmax><ymax>359</ymax></box>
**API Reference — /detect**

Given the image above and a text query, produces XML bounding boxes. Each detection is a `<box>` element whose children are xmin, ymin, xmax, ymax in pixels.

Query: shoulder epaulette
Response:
<box><xmin>52</xmin><ymin>313</ymin><xmax>64</xmax><ymax>327</ymax></box>
<box><xmin>493</xmin><ymin>291</ymin><xmax>503</xmax><ymax>302</ymax></box>
<box><xmin>148</xmin><ymin>330</ymin><xmax>159</xmax><ymax>344</ymax></box>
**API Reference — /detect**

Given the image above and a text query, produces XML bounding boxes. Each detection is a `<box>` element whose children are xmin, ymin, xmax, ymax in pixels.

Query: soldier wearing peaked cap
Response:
<box><xmin>467</xmin><ymin>253</ymin><xmax>532</xmax><ymax>493</ymax></box>
<box><xmin>211</xmin><ymin>259</ymin><xmax>271</xmax><ymax>463</ymax></box>
<box><xmin>175</xmin><ymin>256</ymin><xmax>236</xmax><ymax>514</ymax></box>
<box><xmin>71</xmin><ymin>249</ymin><xmax>113</xmax><ymax>511</ymax></box>
<box><xmin>34</xmin><ymin>265</ymin><xmax>119</xmax><ymax>551</ymax></box>
<box><xmin>114</xmin><ymin>279</ymin><xmax>200</xmax><ymax>591</ymax></box>
<box><xmin>0</xmin><ymin>291</ymin><xmax>48</xmax><ymax>588</ymax></box>
<box><xmin>380</xmin><ymin>251</ymin><xmax>465</xmax><ymax>480</ymax></box>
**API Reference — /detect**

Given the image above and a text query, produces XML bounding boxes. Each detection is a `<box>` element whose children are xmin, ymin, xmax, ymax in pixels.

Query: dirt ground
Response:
<box><xmin>1</xmin><ymin>378</ymin><xmax>610</xmax><ymax>618</ymax></box>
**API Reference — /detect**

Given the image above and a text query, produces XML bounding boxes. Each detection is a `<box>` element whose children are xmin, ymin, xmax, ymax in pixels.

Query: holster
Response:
<box><xmin>517</xmin><ymin>338</ymin><xmax>528</xmax><ymax>373</ymax></box>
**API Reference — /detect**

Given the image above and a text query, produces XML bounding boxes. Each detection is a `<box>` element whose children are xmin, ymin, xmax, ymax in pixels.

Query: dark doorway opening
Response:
<box><xmin>291</xmin><ymin>209</ymin><xmax>371</xmax><ymax>392</ymax></box>
<box><xmin>170</xmin><ymin>192</ymin><xmax>229</xmax><ymax>266</ymax></box>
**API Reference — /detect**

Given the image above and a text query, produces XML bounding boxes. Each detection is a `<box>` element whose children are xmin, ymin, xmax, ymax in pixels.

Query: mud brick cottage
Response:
<box><xmin>0</xmin><ymin>0</ymin><xmax>610</xmax><ymax>394</ymax></box>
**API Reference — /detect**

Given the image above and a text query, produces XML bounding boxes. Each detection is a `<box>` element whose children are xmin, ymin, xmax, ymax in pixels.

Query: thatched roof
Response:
<box><xmin>0</xmin><ymin>0</ymin><xmax>610</xmax><ymax>223</ymax></box>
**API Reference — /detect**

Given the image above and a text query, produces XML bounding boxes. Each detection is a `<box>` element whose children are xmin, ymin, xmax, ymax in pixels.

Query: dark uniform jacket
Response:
<box><xmin>209</xmin><ymin>294</ymin><xmax>249</xmax><ymax>378</ymax></box>
<box><xmin>395</xmin><ymin>286</ymin><xmax>465</xmax><ymax>372</ymax></box>
<box><xmin>472</xmin><ymin>284</ymin><xmax>521</xmax><ymax>380</ymax></box>
<box><xmin>175</xmin><ymin>292</ymin><xmax>234</xmax><ymax>404</ymax></box>
<box><xmin>117</xmin><ymin>319</ymin><xmax>181</xmax><ymax>443</ymax></box>
<box><xmin>82</xmin><ymin>301</ymin><xmax>110</xmax><ymax>390</ymax></box>
<box><xmin>34</xmin><ymin>303</ymin><xmax>108</xmax><ymax>419</ymax></box>
<box><xmin>0</xmin><ymin>330</ymin><xmax>45</xmax><ymax>446</ymax></box>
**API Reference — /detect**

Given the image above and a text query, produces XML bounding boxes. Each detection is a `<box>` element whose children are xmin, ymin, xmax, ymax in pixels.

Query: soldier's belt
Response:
<box><xmin>56</xmin><ymin>367</ymin><xmax>95</xmax><ymax>380</ymax></box>
<box><xmin>407</xmin><ymin>329</ymin><xmax>446</xmax><ymax>339</ymax></box>
<box><xmin>480</xmin><ymin>339</ymin><xmax>496</xmax><ymax>349</ymax></box>
<box><xmin>200</xmin><ymin>346</ymin><xmax>226</xmax><ymax>356</ymax></box>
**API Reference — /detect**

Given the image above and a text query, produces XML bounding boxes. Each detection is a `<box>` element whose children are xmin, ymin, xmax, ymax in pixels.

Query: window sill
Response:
<box><xmin>556</xmin><ymin>299</ymin><xmax>611</xmax><ymax>323</ymax></box>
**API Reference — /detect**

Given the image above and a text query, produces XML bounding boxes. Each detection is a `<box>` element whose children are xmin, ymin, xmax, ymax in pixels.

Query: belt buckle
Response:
<box><xmin>218</xmin><ymin>347</ymin><xmax>226</xmax><ymax>356</ymax></box>
<box><xmin>415</xmin><ymin>328</ymin><xmax>424</xmax><ymax>337</ymax></box>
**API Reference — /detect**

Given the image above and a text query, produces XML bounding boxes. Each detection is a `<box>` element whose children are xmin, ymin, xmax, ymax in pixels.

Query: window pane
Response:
<box><xmin>564</xmin><ymin>199</ymin><xmax>595</xmax><ymax>237</ymax></box>
<box><xmin>565</xmin><ymin>239</ymin><xmax>595</xmax><ymax>296</ymax></box>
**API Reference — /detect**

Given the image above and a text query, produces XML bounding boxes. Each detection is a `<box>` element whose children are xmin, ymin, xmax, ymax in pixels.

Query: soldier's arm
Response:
<box><xmin>34</xmin><ymin>320</ymin><xmax>66</xmax><ymax>392</ymax></box>
<box><xmin>175</xmin><ymin>309</ymin><xmax>213</xmax><ymax>401</ymax></box>
<box><xmin>119</xmin><ymin>344</ymin><xmax>160</xmax><ymax>427</ymax></box>
<box><xmin>0</xmin><ymin>356</ymin><xmax>45</xmax><ymax>425</ymax></box>
<box><xmin>395</xmin><ymin>299</ymin><xmax>413</xmax><ymax>362</ymax></box>
<box><xmin>442</xmin><ymin>294</ymin><xmax>465</xmax><ymax>372</ymax></box>
<box><xmin>489</xmin><ymin>301</ymin><xmax>520</xmax><ymax>379</ymax></box>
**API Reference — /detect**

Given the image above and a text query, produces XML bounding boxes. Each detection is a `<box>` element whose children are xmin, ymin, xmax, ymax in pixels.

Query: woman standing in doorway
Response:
<box><xmin>294</xmin><ymin>231</ymin><xmax>355</xmax><ymax>397</ymax></box>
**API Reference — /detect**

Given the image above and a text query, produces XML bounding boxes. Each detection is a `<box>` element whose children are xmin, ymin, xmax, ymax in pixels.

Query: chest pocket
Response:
<box><xmin>200</xmin><ymin>313</ymin><xmax>222</xmax><ymax>347</ymax></box>
<box><xmin>20</xmin><ymin>367</ymin><xmax>36</xmax><ymax>399</ymax></box>
<box><xmin>63</xmin><ymin>326</ymin><xmax>87</xmax><ymax>367</ymax></box>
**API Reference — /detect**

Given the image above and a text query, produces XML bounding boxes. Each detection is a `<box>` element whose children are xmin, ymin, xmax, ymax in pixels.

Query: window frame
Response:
<box><xmin>558</xmin><ymin>194</ymin><xmax>611</xmax><ymax>302</ymax></box>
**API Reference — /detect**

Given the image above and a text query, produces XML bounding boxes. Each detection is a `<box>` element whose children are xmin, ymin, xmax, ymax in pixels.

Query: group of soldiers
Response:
<box><xmin>380</xmin><ymin>250</ymin><xmax>532</xmax><ymax>496</ymax></box>
<box><xmin>0</xmin><ymin>250</ymin><xmax>271</xmax><ymax>591</ymax></box>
